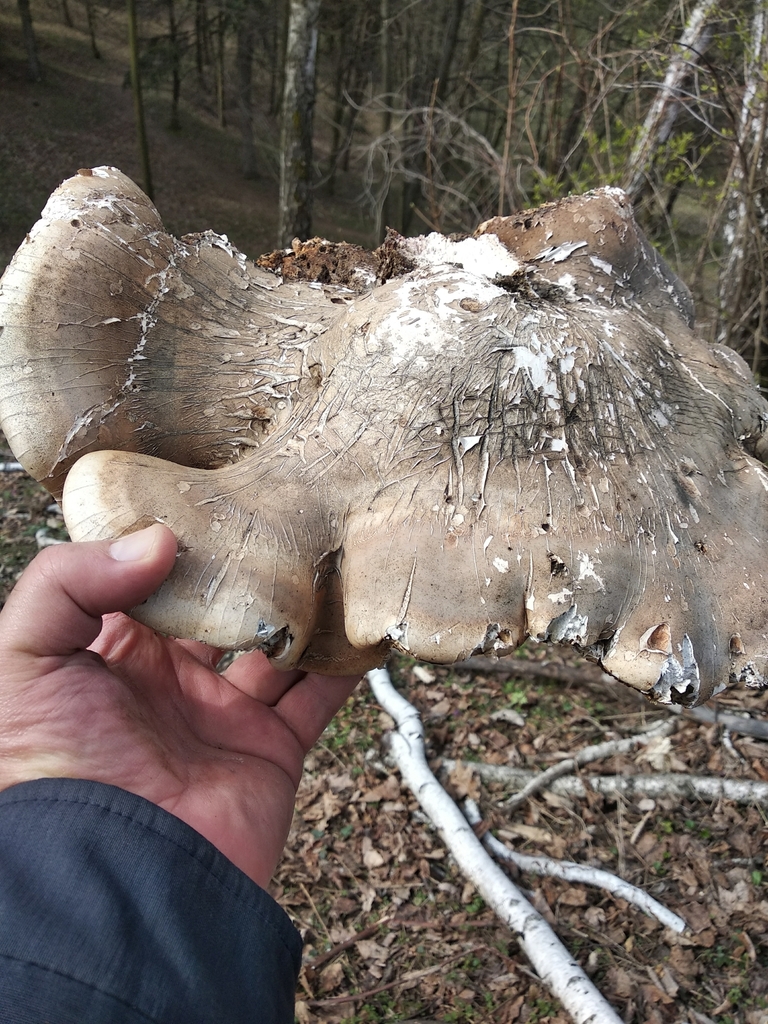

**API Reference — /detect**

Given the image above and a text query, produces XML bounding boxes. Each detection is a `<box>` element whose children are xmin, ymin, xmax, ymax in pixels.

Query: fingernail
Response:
<box><xmin>109</xmin><ymin>526</ymin><xmax>157</xmax><ymax>562</ymax></box>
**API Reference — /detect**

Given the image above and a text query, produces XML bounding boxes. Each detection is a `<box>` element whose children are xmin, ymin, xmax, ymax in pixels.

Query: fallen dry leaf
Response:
<box><xmin>318</xmin><ymin>961</ymin><xmax>344</xmax><ymax>994</ymax></box>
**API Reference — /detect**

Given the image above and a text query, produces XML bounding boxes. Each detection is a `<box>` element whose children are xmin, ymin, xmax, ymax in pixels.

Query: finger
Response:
<box><xmin>223</xmin><ymin>649</ymin><xmax>305</xmax><ymax>704</ymax></box>
<box><xmin>274</xmin><ymin>672</ymin><xmax>362</xmax><ymax>752</ymax></box>
<box><xmin>0</xmin><ymin>524</ymin><xmax>178</xmax><ymax>659</ymax></box>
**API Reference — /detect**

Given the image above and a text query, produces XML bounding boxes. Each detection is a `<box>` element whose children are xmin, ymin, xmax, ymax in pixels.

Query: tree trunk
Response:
<box><xmin>269</xmin><ymin>0</ymin><xmax>289</xmax><ymax>117</ymax></box>
<box><xmin>126</xmin><ymin>0</ymin><xmax>153</xmax><ymax>200</ymax></box>
<box><xmin>84</xmin><ymin>0</ymin><xmax>100</xmax><ymax>58</ymax></box>
<box><xmin>61</xmin><ymin>0</ymin><xmax>73</xmax><ymax>29</ymax></box>
<box><xmin>455</xmin><ymin>0</ymin><xmax>487</xmax><ymax>109</ymax></box>
<box><xmin>17</xmin><ymin>0</ymin><xmax>42</xmax><ymax>82</ymax></box>
<box><xmin>718</xmin><ymin>1</ymin><xmax>768</xmax><ymax>381</ymax></box>
<box><xmin>498</xmin><ymin>0</ymin><xmax>520</xmax><ymax>216</ymax></box>
<box><xmin>167</xmin><ymin>0</ymin><xmax>181</xmax><ymax>130</ymax></box>
<box><xmin>622</xmin><ymin>0</ymin><xmax>718</xmax><ymax>203</ymax></box>
<box><xmin>195</xmin><ymin>0</ymin><xmax>210</xmax><ymax>81</ymax></box>
<box><xmin>375</xmin><ymin>0</ymin><xmax>394</xmax><ymax>238</ymax></box>
<box><xmin>215</xmin><ymin>7</ymin><xmax>226</xmax><ymax>128</ymax></box>
<box><xmin>236</xmin><ymin>0</ymin><xmax>258</xmax><ymax>179</ymax></box>
<box><xmin>435</xmin><ymin>0</ymin><xmax>464</xmax><ymax>102</ymax></box>
<box><xmin>277</xmin><ymin>0</ymin><xmax>320</xmax><ymax>246</ymax></box>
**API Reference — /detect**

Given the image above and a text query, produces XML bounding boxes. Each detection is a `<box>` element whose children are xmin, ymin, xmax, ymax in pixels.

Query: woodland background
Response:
<box><xmin>2</xmin><ymin>0</ymin><xmax>768</xmax><ymax>376</ymax></box>
<box><xmin>1</xmin><ymin>1</ymin><xmax>768</xmax><ymax>1022</ymax></box>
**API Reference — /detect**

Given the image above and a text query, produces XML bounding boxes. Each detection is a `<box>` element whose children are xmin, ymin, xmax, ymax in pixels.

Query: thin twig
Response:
<box><xmin>504</xmin><ymin>718</ymin><xmax>676</xmax><ymax>812</ymax></box>
<box><xmin>463</xmin><ymin>799</ymin><xmax>686</xmax><ymax>934</ymax></box>
<box><xmin>304</xmin><ymin>914</ymin><xmax>394</xmax><ymax>973</ymax></box>
<box><xmin>307</xmin><ymin>948</ymin><xmax>473</xmax><ymax>1007</ymax></box>
<box><xmin>452</xmin><ymin>654</ymin><xmax>618</xmax><ymax>690</ymax></box>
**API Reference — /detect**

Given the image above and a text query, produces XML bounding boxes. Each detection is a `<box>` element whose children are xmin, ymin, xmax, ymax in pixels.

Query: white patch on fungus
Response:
<box><xmin>534</xmin><ymin>241</ymin><xmax>588</xmax><ymax>263</ymax></box>
<box><xmin>589</xmin><ymin>256</ymin><xmax>613</xmax><ymax>275</ymax></box>
<box><xmin>458</xmin><ymin>435</ymin><xmax>482</xmax><ymax>454</ymax></box>
<box><xmin>493</xmin><ymin>557</ymin><xmax>509</xmax><ymax>574</ymax></box>
<box><xmin>576</xmin><ymin>552</ymin><xmax>605</xmax><ymax>589</ymax></box>
<box><xmin>406</xmin><ymin>232</ymin><xmax>521</xmax><ymax>279</ymax></box>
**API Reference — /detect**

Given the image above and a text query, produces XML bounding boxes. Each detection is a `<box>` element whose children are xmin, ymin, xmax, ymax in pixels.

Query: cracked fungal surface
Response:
<box><xmin>1</xmin><ymin>167</ymin><xmax>768</xmax><ymax>706</ymax></box>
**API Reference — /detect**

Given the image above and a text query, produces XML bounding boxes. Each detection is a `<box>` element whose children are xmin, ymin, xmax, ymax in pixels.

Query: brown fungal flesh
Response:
<box><xmin>2</xmin><ymin>166</ymin><xmax>768</xmax><ymax>705</ymax></box>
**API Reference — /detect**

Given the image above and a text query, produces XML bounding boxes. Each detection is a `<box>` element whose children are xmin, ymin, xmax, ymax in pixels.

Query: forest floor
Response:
<box><xmin>2</xmin><ymin>3</ymin><xmax>768</xmax><ymax>1024</ymax></box>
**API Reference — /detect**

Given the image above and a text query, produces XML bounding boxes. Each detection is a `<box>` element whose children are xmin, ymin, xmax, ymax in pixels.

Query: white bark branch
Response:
<box><xmin>441</xmin><ymin>758</ymin><xmax>768</xmax><ymax>806</ymax></box>
<box><xmin>505</xmin><ymin>718</ymin><xmax>676</xmax><ymax>812</ymax></box>
<box><xmin>367</xmin><ymin>667</ymin><xmax>624</xmax><ymax>1024</ymax></box>
<box><xmin>462</xmin><ymin>798</ymin><xmax>687</xmax><ymax>934</ymax></box>
<box><xmin>623</xmin><ymin>0</ymin><xmax>718</xmax><ymax>201</ymax></box>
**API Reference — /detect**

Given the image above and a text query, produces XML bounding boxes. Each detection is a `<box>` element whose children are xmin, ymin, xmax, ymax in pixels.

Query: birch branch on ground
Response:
<box><xmin>462</xmin><ymin>798</ymin><xmax>687</xmax><ymax>934</ymax></box>
<box><xmin>367</xmin><ymin>666</ymin><xmax>624</xmax><ymax>1024</ymax></box>
<box><xmin>441</xmin><ymin>759</ymin><xmax>768</xmax><ymax>806</ymax></box>
<box><xmin>504</xmin><ymin>718</ymin><xmax>676</xmax><ymax>812</ymax></box>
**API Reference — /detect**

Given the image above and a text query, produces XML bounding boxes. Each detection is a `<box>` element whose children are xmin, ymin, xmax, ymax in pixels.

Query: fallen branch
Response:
<box><xmin>462</xmin><ymin>798</ymin><xmax>686</xmax><ymax>934</ymax></box>
<box><xmin>0</xmin><ymin>461</ymin><xmax>23</xmax><ymax>472</ymax></box>
<box><xmin>454</xmin><ymin>654</ymin><xmax>617</xmax><ymax>689</ymax></box>
<box><xmin>451</xmin><ymin>657</ymin><xmax>768</xmax><ymax>739</ymax></box>
<box><xmin>504</xmin><ymin>718</ymin><xmax>676</xmax><ymax>812</ymax></box>
<box><xmin>367</xmin><ymin>666</ymin><xmax>624</xmax><ymax>1024</ymax></box>
<box><xmin>303</xmin><ymin>914</ymin><xmax>394</xmax><ymax>974</ymax></box>
<box><xmin>441</xmin><ymin>759</ymin><xmax>768</xmax><ymax>806</ymax></box>
<box><xmin>305</xmin><ymin>948</ymin><xmax>474</xmax><ymax>1007</ymax></box>
<box><xmin>682</xmin><ymin>704</ymin><xmax>768</xmax><ymax>741</ymax></box>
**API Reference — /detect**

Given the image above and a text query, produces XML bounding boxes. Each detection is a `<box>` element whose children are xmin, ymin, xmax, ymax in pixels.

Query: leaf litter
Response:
<box><xmin>278</xmin><ymin>655</ymin><xmax>768</xmax><ymax>1024</ymax></box>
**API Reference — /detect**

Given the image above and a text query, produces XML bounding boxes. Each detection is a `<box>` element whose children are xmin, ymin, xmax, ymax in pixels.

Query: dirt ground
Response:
<box><xmin>2</xmin><ymin>4</ymin><xmax>768</xmax><ymax>1023</ymax></box>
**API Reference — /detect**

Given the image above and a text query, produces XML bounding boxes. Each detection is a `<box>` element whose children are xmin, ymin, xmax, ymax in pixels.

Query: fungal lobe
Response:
<box><xmin>1</xmin><ymin>167</ymin><xmax>767</xmax><ymax>706</ymax></box>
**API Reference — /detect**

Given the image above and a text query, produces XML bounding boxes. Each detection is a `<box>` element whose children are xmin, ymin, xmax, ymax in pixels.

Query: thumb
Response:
<box><xmin>0</xmin><ymin>524</ymin><xmax>178</xmax><ymax>659</ymax></box>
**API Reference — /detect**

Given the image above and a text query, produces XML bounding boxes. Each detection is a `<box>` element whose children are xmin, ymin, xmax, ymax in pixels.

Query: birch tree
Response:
<box><xmin>718</xmin><ymin>0</ymin><xmax>768</xmax><ymax>377</ymax></box>
<box><xmin>277</xmin><ymin>0</ymin><xmax>320</xmax><ymax>246</ymax></box>
<box><xmin>622</xmin><ymin>0</ymin><xmax>718</xmax><ymax>203</ymax></box>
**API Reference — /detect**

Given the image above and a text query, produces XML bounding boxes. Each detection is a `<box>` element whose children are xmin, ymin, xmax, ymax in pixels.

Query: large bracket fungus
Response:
<box><xmin>2</xmin><ymin>167</ymin><xmax>768</xmax><ymax>707</ymax></box>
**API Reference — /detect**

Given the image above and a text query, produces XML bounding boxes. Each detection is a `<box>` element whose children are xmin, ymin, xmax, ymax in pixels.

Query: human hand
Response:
<box><xmin>0</xmin><ymin>524</ymin><xmax>360</xmax><ymax>888</ymax></box>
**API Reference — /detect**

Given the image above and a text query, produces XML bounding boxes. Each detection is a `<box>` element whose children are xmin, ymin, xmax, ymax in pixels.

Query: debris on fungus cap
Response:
<box><xmin>1</xmin><ymin>166</ymin><xmax>768</xmax><ymax>705</ymax></box>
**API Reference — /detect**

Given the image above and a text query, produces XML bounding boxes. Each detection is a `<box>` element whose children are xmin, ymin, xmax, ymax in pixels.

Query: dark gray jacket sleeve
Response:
<box><xmin>0</xmin><ymin>778</ymin><xmax>301</xmax><ymax>1023</ymax></box>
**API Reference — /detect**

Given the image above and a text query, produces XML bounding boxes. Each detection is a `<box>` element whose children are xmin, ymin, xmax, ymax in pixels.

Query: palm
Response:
<box><xmin>0</xmin><ymin>527</ymin><xmax>360</xmax><ymax>888</ymax></box>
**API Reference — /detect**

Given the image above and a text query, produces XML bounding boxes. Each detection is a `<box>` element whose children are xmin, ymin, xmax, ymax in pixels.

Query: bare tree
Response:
<box><xmin>622</xmin><ymin>0</ymin><xmax>718</xmax><ymax>203</ymax></box>
<box><xmin>718</xmin><ymin>0</ymin><xmax>768</xmax><ymax>377</ymax></box>
<box><xmin>237</xmin><ymin>0</ymin><xmax>259</xmax><ymax>178</ymax></box>
<box><xmin>126</xmin><ymin>0</ymin><xmax>153</xmax><ymax>200</ymax></box>
<box><xmin>166</xmin><ymin>0</ymin><xmax>182</xmax><ymax>131</ymax></box>
<box><xmin>16</xmin><ymin>0</ymin><xmax>41</xmax><ymax>81</ymax></box>
<box><xmin>84</xmin><ymin>0</ymin><xmax>100</xmax><ymax>59</ymax></box>
<box><xmin>277</xmin><ymin>0</ymin><xmax>320</xmax><ymax>245</ymax></box>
